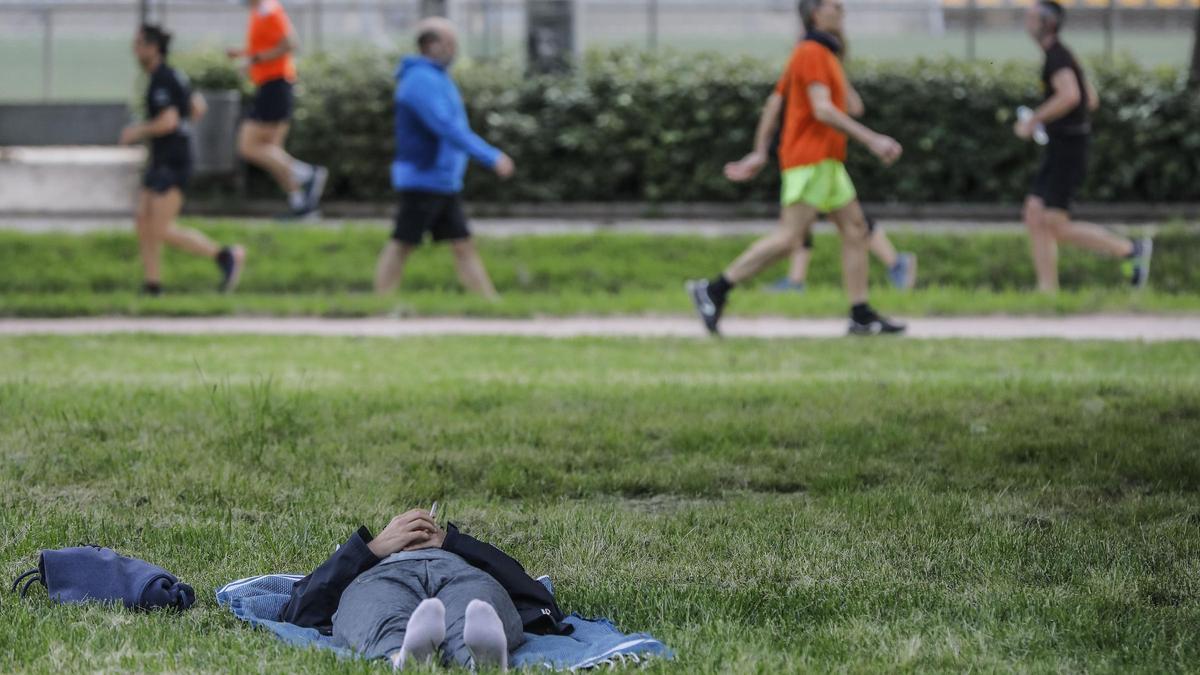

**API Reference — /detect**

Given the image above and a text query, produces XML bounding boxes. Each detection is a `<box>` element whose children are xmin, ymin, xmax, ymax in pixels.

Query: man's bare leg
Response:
<box><xmin>828</xmin><ymin>200</ymin><xmax>871</xmax><ymax>305</ymax></box>
<box><xmin>150</xmin><ymin>189</ymin><xmax>220</xmax><ymax>259</ymax></box>
<box><xmin>134</xmin><ymin>191</ymin><xmax>162</xmax><ymax>288</ymax></box>
<box><xmin>237</xmin><ymin>120</ymin><xmax>301</xmax><ymax>194</ymax></box>
<box><xmin>786</xmin><ymin>246</ymin><xmax>813</xmax><ymax>284</ymax></box>
<box><xmin>724</xmin><ymin>203</ymin><xmax>818</xmax><ymax>283</ymax></box>
<box><xmin>1024</xmin><ymin>196</ymin><xmax>1060</xmax><ymax>293</ymax></box>
<box><xmin>868</xmin><ymin>228</ymin><xmax>899</xmax><ymax>269</ymax></box>
<box><xmin>148</xmin><ymin>189</ymin><xmax>219</xmax><ymax>260</ymax></box>
<box><xmin>374</xmin><ymin>240</ymin><xmax>416</xmax><ymax>294</ymax></box>
<box><xmin>450</xmin><ymin>238</ymin><xmax>498</xmax><ymax>300</ymax></box>
<box><xmin>1043</xmin><ymin>209</ymin><xmax>1134</xmax><ymax>258</ymax></box>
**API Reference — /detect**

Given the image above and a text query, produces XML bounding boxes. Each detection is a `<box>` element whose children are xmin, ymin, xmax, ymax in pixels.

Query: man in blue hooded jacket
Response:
<box><xmin>374</xmin><ymin>17</ymin><xmax>514</xmax><ymax>299</ymax></box>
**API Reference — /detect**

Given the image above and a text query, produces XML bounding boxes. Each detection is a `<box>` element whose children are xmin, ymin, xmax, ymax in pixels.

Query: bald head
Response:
<box><xmin>416</xmin><ymin>17</ymin><xmax>459</xmax><ymax>65</ymax></box>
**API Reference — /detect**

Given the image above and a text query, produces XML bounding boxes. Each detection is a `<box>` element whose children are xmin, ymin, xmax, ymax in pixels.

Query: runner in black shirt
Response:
<box><xmin>1015</xmin><ymin>1</ymin><xmax>1152</xmax><ymax>292</ymax></box>
<box><xmin>119</xmin><ymin>24</ymin><xmax>246</xmax><ymax>295</ymax></box>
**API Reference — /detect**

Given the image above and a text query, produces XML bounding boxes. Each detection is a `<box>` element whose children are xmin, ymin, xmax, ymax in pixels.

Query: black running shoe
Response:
<box><xmin>217</xmin><ymin>245</ymin><xmax>246</xmax><ymax>293</ymax></box>
<box><xmin>848</xmin><ymin>308</ymin><xmax>906</xmax><ymax>336</ymax></box>
<box><xmin>687</xmin><ymin>279</ymin><xmax>724</xmax><ymax>335</ymax></box>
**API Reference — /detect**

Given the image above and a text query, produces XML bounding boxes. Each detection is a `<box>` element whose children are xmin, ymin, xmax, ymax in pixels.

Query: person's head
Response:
<box><xmin>415</xmin><ymin>17</ymin><xmax>459</xmax><ymax>66</ymax></box>
<box><xmin>1025</xmin><ymin>0</ymin><xmax>1064</xmax><ymax>42</ymax></box>
<box><xmin>133</xmin><ymin>23</ymin><xmax>171</xmax><ymax>70</ymax></box>
<box><xmin>797</xmin><ymin>0</ymin><xmax>845</xmax><ymax>35</ymax></box>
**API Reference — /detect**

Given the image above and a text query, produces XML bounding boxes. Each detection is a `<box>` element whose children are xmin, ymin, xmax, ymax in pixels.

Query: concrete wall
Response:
<box><xmin>0</xmin><ymin>146</ymin><xmax>144</xmax><ymax>216</ymax></box>
<box><xmin>0</xmin><ymin>103</ymin><xmax>131</xmax><ymax>146</ymax></box>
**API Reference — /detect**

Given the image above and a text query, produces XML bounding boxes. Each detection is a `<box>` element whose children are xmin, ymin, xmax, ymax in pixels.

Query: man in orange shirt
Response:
<box><xmin>227</xmin><ymin>0</ymin><xmax>327</xmax><ymax>218</ymax></box>
<box><xmin>687</xmin><ymin>0</ymin><xmax>906</xmax><ymax>336</ymax></box>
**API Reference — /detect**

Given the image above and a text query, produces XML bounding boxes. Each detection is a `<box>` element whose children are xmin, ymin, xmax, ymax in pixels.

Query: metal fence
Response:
<box><xmin>1</xmin><ymin>0</ymin><xmax>1196</xmax><ymax>101</ymax></box>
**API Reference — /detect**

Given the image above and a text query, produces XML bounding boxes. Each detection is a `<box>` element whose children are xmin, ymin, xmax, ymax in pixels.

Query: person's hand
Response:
<box><xmin>724</xmin><ymin>151</ymin><xmax>767</xmax><ymax>182</ymax></box>
<box><xmin>868</xmin><ymin>133</ymin><xmax>903</xmax><ymax>166</ymax></box>
<box><xmin>118</xmin><ymin>126</ymin><xmax>140</xmax><ymax>146</ymax></box>
<box><xmin>403</xmin><ymin>523</ymin><xmax>446</xmax><ymax>551</ymax></box>
<box><xmin>494</xmin><ymin>153</ymin><xmax>515</xmax><ymax>179</ymax></box>
<box><xmin>1013</xmin><ymin>118</ymin><xmax>1036</xmax><ymax>141</ymax></box>
<box><xmin>225</xmin><ymin>47</ymin><xmax>243</xmax><ymax>60</ymax></box>
<box><xmin>367</xmin><ymin>510</ymin><xmax>440</xmax><ymax>558</ymax></box>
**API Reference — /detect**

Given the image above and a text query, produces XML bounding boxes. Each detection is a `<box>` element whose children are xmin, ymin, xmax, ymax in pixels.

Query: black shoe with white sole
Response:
<box><xmin>686</xmin><ymin>279</ymin><xmax>725</xmax><ymax>336</ymax></box>
<box><xmin>848</xmin><ymin>307</ymin><xmax>906</xmax><ymax>336</ymax></box>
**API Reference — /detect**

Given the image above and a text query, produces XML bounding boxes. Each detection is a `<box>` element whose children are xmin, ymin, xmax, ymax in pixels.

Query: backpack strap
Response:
<box><xmin>10</xmin><ymin>568</ymin><xmax>41</xmax><ymax>597</ymax></box>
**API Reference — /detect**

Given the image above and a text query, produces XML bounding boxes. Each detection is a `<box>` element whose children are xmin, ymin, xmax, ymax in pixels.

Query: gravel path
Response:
<box><xmin>0</xmin><ymin>315</ymin><xmax>1196</xmax><ymax>341</ymax></box>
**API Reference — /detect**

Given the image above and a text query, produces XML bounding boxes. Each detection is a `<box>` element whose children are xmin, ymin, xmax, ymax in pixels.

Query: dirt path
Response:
<box><xmin>0</xmin><ymin>315</ymin><xmax>1197</xmax><ymax>341</ymax></box>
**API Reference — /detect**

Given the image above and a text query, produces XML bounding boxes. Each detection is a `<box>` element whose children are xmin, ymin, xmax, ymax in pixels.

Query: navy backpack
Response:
<box><xmin>11</xmin><ymin>545</ymin><xmax>195</xmax><ymax>611</ymax></box>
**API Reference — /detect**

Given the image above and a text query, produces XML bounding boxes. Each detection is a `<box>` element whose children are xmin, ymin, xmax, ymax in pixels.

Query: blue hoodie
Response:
<box><xmin>392</xmin><ymin>56</ymin><xmax>501</xmax><ymax>194</ymax></box>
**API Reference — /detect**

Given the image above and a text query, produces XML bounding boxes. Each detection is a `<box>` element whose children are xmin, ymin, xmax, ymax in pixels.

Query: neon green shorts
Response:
<box><xmin>780</xmin><ymin>159</ymin><xmax>857</xmax><ymax>213</ymax></box>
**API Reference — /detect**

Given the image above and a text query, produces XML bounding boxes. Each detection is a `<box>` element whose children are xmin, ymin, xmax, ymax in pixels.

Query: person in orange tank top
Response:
<box><xmin>226</xmin><ymin>0</ymin><xmax>327</xmax><ymax>219</ymax></box>
<box><xmin>687</xmin><ymin>0</ymin><xmax>907</xmax><ymax>336</ymax></box>
<box><xmin>767</xmin><ymin>31</ymin><xmax>917</xmax><ymax>295</ymax></box>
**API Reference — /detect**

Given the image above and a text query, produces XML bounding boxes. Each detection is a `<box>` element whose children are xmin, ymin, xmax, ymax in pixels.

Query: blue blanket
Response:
<box><xmin>216</xmin><ymin>574</ymin><xmax>672</xmax><ymax>670</ymax></box>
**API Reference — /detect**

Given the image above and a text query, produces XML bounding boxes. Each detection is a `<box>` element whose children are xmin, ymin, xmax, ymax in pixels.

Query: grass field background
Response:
<box><xmin>2</xmin><ymin>222</ymin><xmax>1198</xmax><ymax>318</ymax></box>
<box><xmin>1</xmin><ymin>335</ymin><xmax>1198</xmax><ymax>672</ymax></box>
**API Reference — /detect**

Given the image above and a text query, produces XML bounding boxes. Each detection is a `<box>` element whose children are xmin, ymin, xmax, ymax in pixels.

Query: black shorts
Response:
<box><xmin>1030</xmin><ymin>134</ymin><xmax>1089</xmax><ymax>211</ymax></box>
<box><xmin>143</xmin><ymin>162</ymin><xmax>192</xmax><ymax>193</ymax></box>
<box><xmin>248</xmin><ymin>78</ymin><xmax>294</xmax><ymax>123</ymax></box>
<box><xmin>392</xmin><ymin>191</ymin><xmax>471</xmax><ymax>246</ymax></box>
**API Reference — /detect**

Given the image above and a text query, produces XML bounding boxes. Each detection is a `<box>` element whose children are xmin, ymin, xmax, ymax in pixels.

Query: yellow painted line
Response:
<box><xmin>1152</xmin><ymin>0</ymin><xmax>1180</xmax><ymax>7</ymax></box>
<box><xmin>1081</xmin><ymin>0</ymin><xmax>1110</xmax><ymax>7</ymax></box>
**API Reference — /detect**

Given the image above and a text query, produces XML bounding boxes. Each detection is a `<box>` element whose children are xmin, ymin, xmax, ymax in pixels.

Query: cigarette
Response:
<box><xmin>430</xmin><ymin>501</ymin><xmax>438</xmax><ymax>520</ymax></box>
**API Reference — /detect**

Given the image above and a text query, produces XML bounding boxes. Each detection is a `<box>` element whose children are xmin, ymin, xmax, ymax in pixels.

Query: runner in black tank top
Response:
<box><xmin>119</xmin><ymin>24</ymin><xmax>247</xmax><ymax>296</ymax></box>
<box><xmin>1015</xmin><ymin>1</ymin><xmax>1152</xmax><ymax>292</ymax></box>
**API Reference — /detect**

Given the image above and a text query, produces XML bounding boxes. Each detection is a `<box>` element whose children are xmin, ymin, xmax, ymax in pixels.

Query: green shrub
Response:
<box><xmin>177</xmin><ymin>48</ymin><xmax>1200</xmax><ymax>204</ymax></box>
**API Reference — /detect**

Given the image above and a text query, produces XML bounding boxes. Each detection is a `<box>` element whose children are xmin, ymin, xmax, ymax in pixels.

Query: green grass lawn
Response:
<box><xmin>1</xmin><ymin>335</ymin><xmax>1198</xmax><ymax>672</ymax></box>
<box><xmin>2</xmin><ymin>222</ymin><xmax>1198</xmax><ymax>318</ymax></box>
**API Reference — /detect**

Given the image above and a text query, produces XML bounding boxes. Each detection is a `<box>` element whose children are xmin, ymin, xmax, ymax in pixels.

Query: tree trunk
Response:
<box><xmin>526</xmin><ymin>0</ymin><xmax>575</xmax><ymax>75</ymax></box>
<box><xmin>420</xmin><ymin>0</ymin><xmax>447</xmax><ymax>18</ymax></box>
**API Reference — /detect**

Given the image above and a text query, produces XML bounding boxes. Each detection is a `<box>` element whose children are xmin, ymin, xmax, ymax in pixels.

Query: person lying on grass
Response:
<box><xmin>280</xmin><ymin>509</ymin><xmax>570</xmax><ymax>671</ymax></box>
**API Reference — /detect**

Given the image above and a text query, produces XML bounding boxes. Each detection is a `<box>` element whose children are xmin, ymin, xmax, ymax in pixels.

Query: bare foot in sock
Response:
<box><xmin>391</xmin><ymin>598</ymin><xmax>445</xmax><ymax>671</ymax></box>
<box><xmin>463</xmin><ymin>599</ymin><xmax>508</xmax><ymax>671</ymax></box>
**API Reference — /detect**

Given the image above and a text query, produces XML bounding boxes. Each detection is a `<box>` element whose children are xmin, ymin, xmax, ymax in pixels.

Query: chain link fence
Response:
<box><xmin>0</xmin><ymin>0</ymin><xmax>1196</xmax><ymax>101</ymax></box>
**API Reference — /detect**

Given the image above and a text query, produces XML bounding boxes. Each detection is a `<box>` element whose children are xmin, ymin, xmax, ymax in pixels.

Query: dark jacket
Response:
<box><xmin>279</xmin><ymin>523</ymin><xmax>571</xmax><ymax>636</ymax></box>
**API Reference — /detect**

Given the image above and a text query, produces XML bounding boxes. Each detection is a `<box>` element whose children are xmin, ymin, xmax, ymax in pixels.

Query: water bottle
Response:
<box><xmin>1017</xmin><ymin>106</ymin><xmax>1049</xmax><ymax>146</ymax></box>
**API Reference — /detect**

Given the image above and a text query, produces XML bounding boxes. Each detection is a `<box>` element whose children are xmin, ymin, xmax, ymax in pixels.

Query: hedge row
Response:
<box><xmin>177</xmin><ymin>49</ymin><xmax>1200</xmax><ymax>204</ymax></box>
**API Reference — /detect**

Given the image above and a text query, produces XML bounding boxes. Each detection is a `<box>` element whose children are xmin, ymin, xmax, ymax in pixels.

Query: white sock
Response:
<box><xmin>393</xmin><ymin>598</ymin><xmax>445</xmax><ymax>671</ymax></box>
<box><xmin>463</xmin><ymin>599</ymin><xmax>508</xmax><ymax>672</ymax></box>
<box><xmin>290</xmin><ymin>160</ymin><xmax>314</xmax><ymax>184</ymax></box>
<box><xmin>287</xmin><ymin>190</ymin><xmax>306</xmax><ymax>210</ymax></box>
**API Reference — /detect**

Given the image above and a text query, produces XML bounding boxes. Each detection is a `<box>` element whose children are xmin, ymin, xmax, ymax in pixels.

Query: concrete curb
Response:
<box><xmin>174</xmin><ymin>200</ymin><xmax>1200</xmax><ymax>223</ymax></box>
